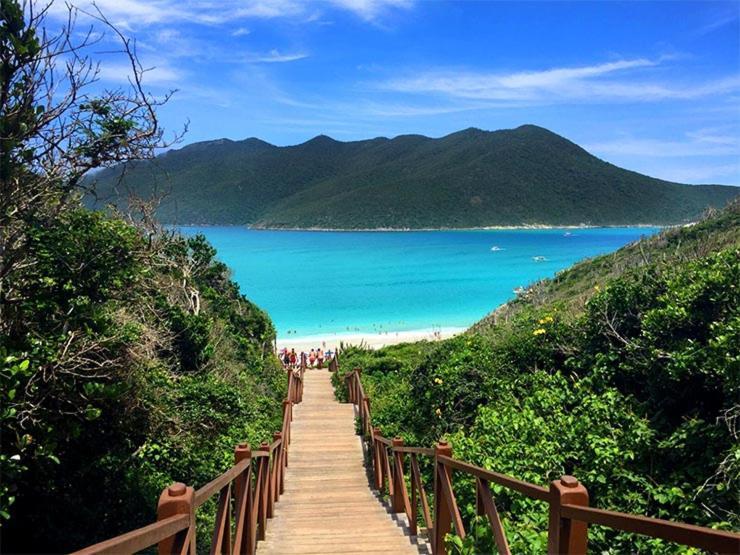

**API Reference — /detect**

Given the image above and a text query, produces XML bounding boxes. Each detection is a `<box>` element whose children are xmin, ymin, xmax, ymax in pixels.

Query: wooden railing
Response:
<box><xmin>344</xmin><ymin>368</ymin><xmax>740</xmax><ymax>555</ymax></box>
<box><xmin>328</xmin><ymin>350</ymin><xmax>339</xmax><ymax>373</ymax></box>
<box><xmin>73</xmin><ymin>360</ymin><xmax>306</xmax><ymax>555</ymax></box>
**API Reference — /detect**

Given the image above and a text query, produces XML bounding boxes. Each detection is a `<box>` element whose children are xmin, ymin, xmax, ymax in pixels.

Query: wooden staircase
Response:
<box><xmin>75</xmin><ymin>358</ymin><xmax>740</xmax><ymax>555</ymax></box>
<box><xmin>257</xmin><ymin>369</ymin><xmax>427</xmax><ymax>554</ymax></box>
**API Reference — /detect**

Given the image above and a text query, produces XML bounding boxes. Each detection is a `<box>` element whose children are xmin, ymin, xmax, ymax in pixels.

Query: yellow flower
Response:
<box><xmin>434</xmin><ymin>377</ymin><xmax>443</xmax><ymax>385</ymax></box>
<box><xmin>435</xmin><ymin>408</ymin><xmax>442</xmax><ymax>417</ymax></box>
<box><xmin>533</xmin><ymin>328</ymin><xmax>546</xmax><ymax>336</ymax></box>
<box><xmin>594</xmin><ymin>285</ymin><xmax>601</xmax><ymax>292</ymax></box>
<box><xmin>538</xmin><ymin>315</ymin><xmax>554</xmax><ymax>325</ymax></box>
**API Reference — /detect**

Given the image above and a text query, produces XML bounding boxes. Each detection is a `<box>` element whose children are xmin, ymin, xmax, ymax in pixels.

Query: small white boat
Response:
<box><xmin>564</xmin><ymin>232</ymin><xmax>572</xmax><ymax>237</ymax></box>
<box><xmin>490</xmin><ymin>246</ymin><xmax>503</xmax><ymax>251</ymax></box>
<box><xmin>532</xmin><ymin>256</ymin><xmax>547</xmax><ymax>262</ymax></box>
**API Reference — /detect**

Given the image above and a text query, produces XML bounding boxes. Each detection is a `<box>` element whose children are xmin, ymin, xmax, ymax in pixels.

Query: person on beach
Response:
<box><xmin>309</xmin><ymin>349</ymin><xmax>316</xmax><ymax>368</ymax></box>
<box><xmin>289</xmin><ymin>348</ymin><xmax>297</xmax><ymax>368</ymax></box>
<box><xmin>317</xmin><ymin>348</ymin><xmax>324</xmax><ymax>369</ymax></box>
<box><xmin>282</xmin><ymin>349</ymin><xmax>290</xmax><ymax>366</ymax></box>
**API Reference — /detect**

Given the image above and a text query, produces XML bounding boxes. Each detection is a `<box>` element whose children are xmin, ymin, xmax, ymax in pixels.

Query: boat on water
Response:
<box><xmin>532</xmin><ymin>255</ymin><xmax>547</xmax><ymax>262</ymax></box>
<box><xmin>490</xmin><ymin>246</ymin><xmax>504</xmax><ymax>251</ymax></box>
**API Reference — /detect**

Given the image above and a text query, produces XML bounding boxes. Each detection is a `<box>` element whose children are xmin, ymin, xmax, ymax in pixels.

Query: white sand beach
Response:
<box><xmin>277</xmin><ymin>327</ymin><xmax>465</xmax><ymax>352</ymax></box>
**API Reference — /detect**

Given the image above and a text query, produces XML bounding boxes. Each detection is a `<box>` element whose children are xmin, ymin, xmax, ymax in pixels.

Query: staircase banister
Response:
<box><xmin>71</xmin><ymin>514</ymin><xmax>190</xmax><ymax>555</ymax></box>
<box><xmin>437</xmin><ymin>454</ymin><xmax>550</xmax><ymax>502</ymax></box>
<box><xmin>560</xmin><ymin>503</ymin><xmax>740</xmax><ymax>553</ymax></box>
<box><xmin>193</xmin><ymin>457</ymin><xmax>251</xmax><ymax>508</ymax></box>
<box><xmin>393</xmin><ymin>445</ymin><xmax>435</xmax><ymax>455</ymax></box>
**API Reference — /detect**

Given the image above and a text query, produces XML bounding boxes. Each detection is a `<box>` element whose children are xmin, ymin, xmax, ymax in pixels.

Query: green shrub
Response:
<box><xmin>1</xmin><ymin>212</ymin><xmax>283</xmax><ymax>552</ymax></box>
<box><xmin>332</xmin><ymin>211</ymin><xmax>739</xmax><ymax>552</ymax></box>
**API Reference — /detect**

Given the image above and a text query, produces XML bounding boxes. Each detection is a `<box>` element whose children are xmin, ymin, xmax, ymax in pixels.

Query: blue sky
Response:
<box><xmin>55</xmin><ymin>0</ymin><xmax>739</xmax><ymax>184</ymax></box>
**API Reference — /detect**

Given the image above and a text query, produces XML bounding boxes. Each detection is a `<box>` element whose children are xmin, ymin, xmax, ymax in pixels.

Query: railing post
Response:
<box><xmin>349</xmin><ymin>373</ymin><xmax>357</xmax><ymax>404</ymax></box>
<box><xmin>432</xmin><ymin>441</ymin><xmax>453</xmax><ymax>555</ymax></box>
<box><xmin>372</xmin><ymin>427</ymin><xmax>383</xmax><ymax>490</ymax></box>
<box><xmin>257</xmin><ymin>444</ymin><xmax>270</xmax><ymax>540</ymax></box>
<box><xmin>548</xmin><ymin>475</ymin><xmax>589</xmax><ymax>555</ymax></box>
<box><xmin>352</xmin><ymin>368</ymin><xmax>362</xmax><ymax>406</ymax></box>
<box><xmin>362</xmin><ymin>396</ymin><xmax>371</xmax><ymax>436</ymax></box>
<box><xmin>273</xmin><ymin>432</ymin><xmax>284</xmax><ymax>498</ymax></box>
<box><xmin>157</xmin><ymin>482</ymin><xmax>195</xmax><ymax>555</ymax></box>
<box><xmin>260</xmin><ymin>441</ymin><xmax>275</xmax><ymax>520</ymax></box>
<box><xmin>287</xmin><ymin>371</ymin><xmax>292</xmax><ymax>402</ymax></box>
<box><xmin>233</xmin><ymin>443</ymin><xmax>252</xmax><ymax>555</ymax></box>
<box><xmin>391</xmin><ymin>437</ymin><xmax>406</xmax><ymax>514</ymax></box>
<box><xmin>283</xmin><ymin>400</ymin><xmax>292</xmax><ymax>442</ymax></box>
<box><xmin>355</xmin><ymin>368</ymin><xmax>362</xmax><ymax>406</ymax></box>
<box><xmin>345</xmin><ymin>375</ymin><xmax>353</xmax><ymax>404</ymax></box>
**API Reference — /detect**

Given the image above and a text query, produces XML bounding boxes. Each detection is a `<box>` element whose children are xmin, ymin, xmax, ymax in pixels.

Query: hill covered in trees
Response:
<box><xmin>0</xmin><ymin>2</ymin><xmax>284</xmax><ymax>551</ymax></box>
<box><xmin>89</xmin><ymin>125</ymin><xmax>737</xmax><ymax>228</ymax></box>
<box><xmin>332</xmin><ymin>202</ymin><xmax>740</xmax><ymax>552</ymax></box>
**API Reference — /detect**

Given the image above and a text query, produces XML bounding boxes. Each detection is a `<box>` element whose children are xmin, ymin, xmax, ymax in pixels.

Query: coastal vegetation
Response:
<box><xmin>333</xmin><ymin>202</ymin><xmax>740</xmax><ymax>552</ymax></box>
<box><xmin>88</xmin><ymin>126</ymin><xmax>738</xmax><ymax>229</ymax></box>
<box><xmin>2</xmin><ymin>1</ymin><xmax>738</xmax><ymax>553</ymax></box>
<box><xmin>0</xmin><ymin>3</ymin><xmax>282</xmax><ymax>551</ymax></box>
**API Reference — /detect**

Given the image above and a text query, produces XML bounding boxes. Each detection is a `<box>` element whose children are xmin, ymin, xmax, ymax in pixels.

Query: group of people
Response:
<box><xmin>279</xmin><ymin>347</ymin><xmax>334</xmax><ymax>369</ymax></box>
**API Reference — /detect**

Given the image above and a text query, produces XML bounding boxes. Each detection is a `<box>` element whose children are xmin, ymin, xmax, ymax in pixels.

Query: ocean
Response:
<box><xmin>177</xmin><ymin>227</ymin><xmax>660</xmax><ymax>340</ymax></box>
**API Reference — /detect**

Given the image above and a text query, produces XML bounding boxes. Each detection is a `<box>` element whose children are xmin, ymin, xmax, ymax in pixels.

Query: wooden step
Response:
<box><xmin>256</xmin><ymin>370</ymin><xmax>425</xmax><ymax>554</ymax></box>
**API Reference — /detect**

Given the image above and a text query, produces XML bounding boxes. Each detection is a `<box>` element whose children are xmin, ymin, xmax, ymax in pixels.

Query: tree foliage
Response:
<box><xmin>0</xmin><ymin>2</ymin><xmax>279</xmax><ymax>551</ymax></box>
<box><xmin>89</xmin><ymin>125</ymin><xmax>737</xmax><ymax>228</ymax></box>
<box><xmin>334</xmin><ymin>205</ymin><xmax>740</xmax><ymax>552</ymax></box>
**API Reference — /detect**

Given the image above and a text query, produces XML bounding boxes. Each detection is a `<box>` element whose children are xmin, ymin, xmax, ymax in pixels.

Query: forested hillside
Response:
<box><xmin>0</xmin><ymin>4</ymin><xmax>284</xmax><ymax>551</ymax></box>
<box><xmin>333</xmin><ymin>202</ymin><xmax>740</xmax><ymax>552</ymax></box>
<box><xmin>1</xmin><ymin>214</ymin><xmax>284</xmax><ymax>552</ymax></box>
<box><xmin>89</xmin><ymin>126</ymin><xmax>738</xmax><ymax>228</ymax></box>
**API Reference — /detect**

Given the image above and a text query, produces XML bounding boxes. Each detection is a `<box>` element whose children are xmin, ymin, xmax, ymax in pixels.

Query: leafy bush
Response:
<box><xmin>1</xmin><ymin>211</ymin><xmax>283</xmax><ymax>552</ymax></box>
<box><xmin>334</xmin><ymin>207</ymin><xmax>739</xmax><ymax>552</ymax></box>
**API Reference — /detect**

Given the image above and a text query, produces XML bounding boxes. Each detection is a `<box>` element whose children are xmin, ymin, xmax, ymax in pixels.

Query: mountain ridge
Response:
<box><xmin>88</xmin><ymin>124</ymin><xmax>738</xmax><ymax>228</ymax></box>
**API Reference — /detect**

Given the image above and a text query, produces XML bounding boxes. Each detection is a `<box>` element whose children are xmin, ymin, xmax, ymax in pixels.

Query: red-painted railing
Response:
<box><xmin>344</xmin><ymin>368</ymin><xmax>740</xmax><ymax>555</ymax></box>
<box><xmin>73</xmin><ymin>355</ymin><xmax>306</xmax><ymax>555</ymax></box>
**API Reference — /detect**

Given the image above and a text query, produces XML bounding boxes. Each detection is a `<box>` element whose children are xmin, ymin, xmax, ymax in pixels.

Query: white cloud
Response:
<box><xmin>656</xmin><ymin>163</ymin><xmax>740</xmax><ymax>184</ymax></box>
<box><xmin>327</xmin><ymin>0</ymin><xmax>413</xmax><ymax>21</ymax></box>
<box><xmin>686</xmin><ymin>127</ymin><xmax>739</xmax><ymax>146</ymax></box>
<box><xmin>52</xmin><ymin>0</ymin><xmax>412</xmax><ymax>28</ymax></box>
<box><xmin>97</xmin><ymin>62</ymin><xmax>183</xmax><ymax>85</ymax></box>
<box><xmin>380</xmin><ymin>59</ymin><xmax>740</xmax><ymax>104</ymax></box>
<box><xmin>245</xmin><ymin>49</ymin><xmax>308</xmax><ymax>63</ymax></box>
<box><xmin>584</xmin><ymin>133</ymin><xmax>739</xmax><ymax>158</ymax></box>
<box><xmin>231</xmin><ymin>27</ymin><xmax>251</xmax><ymax>37</ymax></box>
<box><xmin>359</xmin><ymin>102</ymin><xmax>489</xmax><ymax>117</ymax></box>
<box><xmin>693</xmin><ymin>11</ymin><xmax>739</xmax><ymax>37</ymax></box>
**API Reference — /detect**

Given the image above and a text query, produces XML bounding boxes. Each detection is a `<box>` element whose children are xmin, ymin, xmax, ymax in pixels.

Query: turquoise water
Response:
<box><xmin>178</xmin><ymin>227</ymin><xmax>659</xmax><ymax>338</ymax></box>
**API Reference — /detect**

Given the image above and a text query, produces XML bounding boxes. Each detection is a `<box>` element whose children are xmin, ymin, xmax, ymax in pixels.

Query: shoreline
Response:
<box><xmin>276</xmin><ymin>327</ymin><xmax>465</xmax><ymax>351</ymax></box>
<box><xmin>176</xmin><ymin>223</ymin><xmax>669</xmax><ymax>232</ymax></box>
<box><xmin>252</xmin><ymin>224</ymin><xmax>666</xmax><ymax>232</ymax></box>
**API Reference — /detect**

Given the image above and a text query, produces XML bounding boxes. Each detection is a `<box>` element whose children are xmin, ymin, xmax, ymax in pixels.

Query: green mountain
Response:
<box><xmin>89</xmin><ymin>125</ymin><xmax>738</xmax><ymax>228</ymax></box>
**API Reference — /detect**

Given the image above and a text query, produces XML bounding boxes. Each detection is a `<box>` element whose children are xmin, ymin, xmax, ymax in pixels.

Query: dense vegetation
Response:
<box><xmin>1</xmin><ymin>211</ymin><xmax>285</xmax><ymax>552</ymax></box>
<box><xmin>89</xmin><ymin>126</ymin><xmax>737</xmax><ymax>228</ymax></box>
<box><xmin>333</xmin><ymin>203</ymin><xmax>740</xmax><ymax>552</ymax></box>
<box><xmin>0</xmin><ymin>2</ymin><xmax>284</xmax><ymax>551</ymax></box>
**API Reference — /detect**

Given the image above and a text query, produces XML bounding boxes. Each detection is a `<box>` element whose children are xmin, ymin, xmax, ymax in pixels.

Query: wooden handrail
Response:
<box><xmin>194</xmin><ymin>458</ymin><xmax>250</xmax><ymax>508</ymax></box>
<box><xmin>438</xmin><ymin>454</ymin><xmax>550</xmax><ymax>502</ymax></box>
<box><xmin>72</xmin><ymin>515</ymin><xmax>190</xmax><ymax>555</ymax></box>
<box><xmin>561</xmin><ymin>504</ymin><xmax>740</xmax><ymax>553</ymax></box>
<box><xmin>342</xmin><ymin>366</ymin><xmax>740</xmax><ymax>555</ymax></box>
<box><xmin>394</xmin><ymin>445</ymin><xmax>435</xmax><ymax>455</ymax></box>
<box><xmin>374</xmin><ymin>435</ymin><xmax>393</xmax><ymax>446</ymax></box>
<box><xmin>75</xmin><ymin>360</ymin><xmax>305</xmax><ymax>555</ymax></box>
